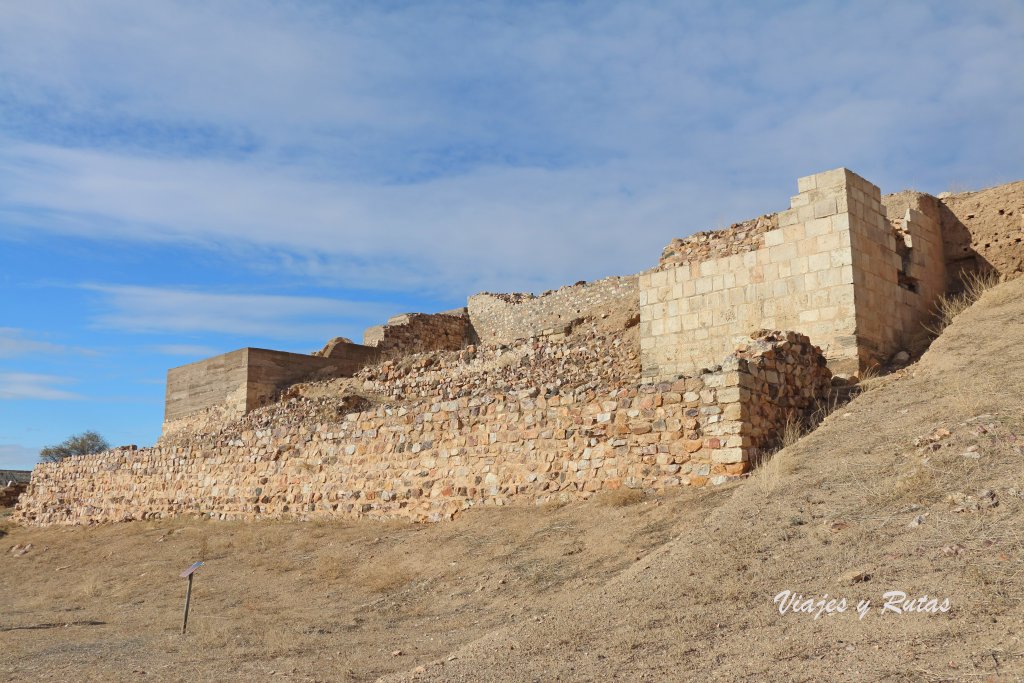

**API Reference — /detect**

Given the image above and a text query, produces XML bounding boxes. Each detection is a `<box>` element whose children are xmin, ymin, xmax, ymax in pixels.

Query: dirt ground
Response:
<box><xmin>4</xmin><ymin>278</ymin><xmax>1024</xmax><ymax>682</ymax></box>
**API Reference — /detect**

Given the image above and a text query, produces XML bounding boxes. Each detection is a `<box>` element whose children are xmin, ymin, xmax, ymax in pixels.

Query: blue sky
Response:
<box><xmin>1</xmin><ymin>1</ymin><xmax>1022</xmax><ymax>469</ymax></box>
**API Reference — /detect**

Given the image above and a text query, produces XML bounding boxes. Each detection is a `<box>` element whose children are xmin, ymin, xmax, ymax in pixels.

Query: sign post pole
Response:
<box><xmin>179</xmin><ymin>561</ymin><xmax>204</xmax><ymax>635</ymax></box>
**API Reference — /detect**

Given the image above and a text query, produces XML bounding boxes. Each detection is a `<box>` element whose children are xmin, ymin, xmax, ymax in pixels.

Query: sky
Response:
<box><xmin>1</xmin><ymin>0</ymin><xmax>1022</xmax><ymax>469</ymax></box>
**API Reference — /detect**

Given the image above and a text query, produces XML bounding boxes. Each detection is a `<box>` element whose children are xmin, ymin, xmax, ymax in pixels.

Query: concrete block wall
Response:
<box><xmin>468</xmin><ymin>275</ymin><xmax>638</xmax><ymax>345</ymax></box>
<box><xmin>246</xmin><ymin>347</ymin><xmax>376</xmax><ymax>407</ymax></box>
<box><xmin>16</xmin><ymin>332</ymin><xmax>830</xmax><ymax>526</ymax></box>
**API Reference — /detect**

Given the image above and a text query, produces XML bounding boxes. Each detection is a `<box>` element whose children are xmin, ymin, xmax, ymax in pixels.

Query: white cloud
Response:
<box><xmin>0</xmin><ymin>373</ymin><xmax>80</xmax><ymax>400</ymax></box>
<box><xmin>83</xmin><ymin>284</ymin><xmax>393</xmax><ymax>340</ymax></box>
<box><xmin>0</xmin><ymin>1</ymin><xmax>1021</xmax><ymax>295</ymax></box>
<box><xmin>0</xmin><ymin>328</ymin><xmax>65</xmax><ymax>357</ymax></box>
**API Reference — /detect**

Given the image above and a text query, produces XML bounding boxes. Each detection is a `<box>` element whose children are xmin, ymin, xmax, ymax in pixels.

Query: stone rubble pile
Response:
<box><xmin>659</xmin><ymin>214</ymin><xmax>778</xmax><ymax>270</ymax></box>
<box><xmin>467</xmin><ymin>276</ymin><xmax>638</xmax><ymax>345</ymax></box>
<box><xmin>353</xmin><ymin>319</ymin><xmax>642</xmax><ymax>403</ymax></box>
<box><xmin>0</xmin><ymin>482</ymin><xmax>27</xmax><ymax>507</ymax></box>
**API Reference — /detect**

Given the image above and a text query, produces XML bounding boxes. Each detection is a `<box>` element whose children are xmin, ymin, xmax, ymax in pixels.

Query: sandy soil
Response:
<box><xmin>4</xmin><ymin>278</ymin><xmax>1024</xmax><ymax>682</ymax></box>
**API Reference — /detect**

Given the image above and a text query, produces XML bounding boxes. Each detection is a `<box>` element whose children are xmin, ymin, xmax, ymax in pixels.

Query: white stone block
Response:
<box><xmin>764</xmin><ymin>229</ymin><xmax>785</xmax><ymax>247</ymax></box>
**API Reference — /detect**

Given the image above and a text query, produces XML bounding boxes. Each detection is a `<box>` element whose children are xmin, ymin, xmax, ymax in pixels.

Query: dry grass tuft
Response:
<box><xmin>593</xmin><ymin>487</ymin><xmax>646</xmax><ymax>507</ymax></box>
<box><xmin>780</xmin><ymin>417</ymin><xmax>804</xmax><ymax>449</ymax></box>
<box><xmin>927</xmin><ymin>270</ymin><xmax>1001</xmax><ymax>336</ymax></box>
<box><xmin>855</xmin><ymin>363</ymin><xmax>888</xmax><ymax>393</ymax></box>
<box><xmin>354</xmin><ymin>562</ymin><xmax>414</xmax><ymax>593</ymax></box>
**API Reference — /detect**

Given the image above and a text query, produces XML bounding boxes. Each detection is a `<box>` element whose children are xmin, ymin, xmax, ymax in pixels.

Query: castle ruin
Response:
<box><xmin>14</xmin><ymin>167</ymin><xmax>1019</xmax><ymax>525</ymax></box>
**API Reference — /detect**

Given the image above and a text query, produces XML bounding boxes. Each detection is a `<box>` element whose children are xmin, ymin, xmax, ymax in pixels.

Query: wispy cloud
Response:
<box><xmin>0</xmin><ymin>372</ymin><xmax>80</xmax><ymax>400</ymax></box>
<box><xmin>0</xmin><ymin>328</ymin><xmax>65</xmax><ymax>357</ymax></box>
<box><xmin>0</xmin><ymin>327</ymin><xmax>94</xmax><ymax>358</ymax></box>
<box><xmin>0</xmin><ymin>443</ymin><xmax>39</xmax><ymax>470</ymax></box>
<box><xmin>82</xmin><ymin>284</ymin><xmax>391</xmax><ymax>340</ymax></box>
<box><xmin>0</xmin><ymin>2</ymin><xmax>1019</xmax><ymax>295</ymax></box>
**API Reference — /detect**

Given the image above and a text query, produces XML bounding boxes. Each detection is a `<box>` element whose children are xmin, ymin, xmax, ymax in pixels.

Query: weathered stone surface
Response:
<box><xmin>641</xmin><ymin>167</ymin><xmax>949</xmax><ymax>378</ymax></box>
<box><xmin>16</xmin><ymin>330</ymin><xmax>830</xmax><ymax>526</ymax></box>
<box><xmin>468</xmin><ymin>276</ymin><xmax>637</xmax><ymax>345</ymax></box>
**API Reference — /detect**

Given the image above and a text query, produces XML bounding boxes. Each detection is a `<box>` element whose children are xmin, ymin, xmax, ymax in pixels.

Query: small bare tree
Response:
<box><xmin>39</xmin><ymin>431</ymin><xmax>110</xmax><ymax>463</ymax></box>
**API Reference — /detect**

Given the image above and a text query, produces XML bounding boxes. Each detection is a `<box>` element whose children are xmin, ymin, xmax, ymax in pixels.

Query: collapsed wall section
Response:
<box><xmin>164</xmin><ymin>347</ymin><xmax>378</xmax><ymax>428</ymax></box>
<box><xmin>468</xmin><ymin>276</ymin><xmax>637</xmax><ymax>345</ymax></box>
<box><xmin>363</xmin><ymin>311</ymin><xmax>475</xmax><ymax>358</ymax></box>
<box><xmin>846</xmin><ymin>177</ymin><xmax>945</xmax><ymax>365</ymax></box>
<box><xmin>1</xmin><ymin>471</ymin><xmax>31</xmax><ymax>507</ymax></box>
<box><xmin>640</xmin><ymin>167</ymin><xmax>947</xmax><ymax>380</ymax></box>
<box><xmin>16</xmin><ymin>332</ymin><xmax>830</xmax><ymax>526</ymax></box>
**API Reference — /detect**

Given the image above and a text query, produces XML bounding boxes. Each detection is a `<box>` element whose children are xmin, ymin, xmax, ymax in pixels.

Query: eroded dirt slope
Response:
<box><xmin>4</xmin><ymin>279</ymin><xmax>1024</xmax><ymax>682</ymax></box>
<box><xmin>382</xmin><ymin>277</ymin><xmax>1024</xmax><ymax>681</ymax></box>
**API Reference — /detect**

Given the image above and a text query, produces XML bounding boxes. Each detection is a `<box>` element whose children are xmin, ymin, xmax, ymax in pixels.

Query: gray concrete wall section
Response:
<box><xmin>245</xmin><ymin>347</ymin><xmax>378</xmax><ymax>408</ymax></box>
<box><xmin>165</xmin><ymin>349</ymin><xmax>251</xmax><ymax>422</ymax></box>
<box><xmin>165</xmin><ymin>346</ymin><xmax>379</xmax><ymax>423</ymax></box>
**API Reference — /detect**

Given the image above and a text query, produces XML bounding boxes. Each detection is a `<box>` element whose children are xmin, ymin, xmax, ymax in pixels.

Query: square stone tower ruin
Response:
<box><xmin>640</xmin><ymin>168</ymin><xmax>946</xmax><ymax>379</ymax></box>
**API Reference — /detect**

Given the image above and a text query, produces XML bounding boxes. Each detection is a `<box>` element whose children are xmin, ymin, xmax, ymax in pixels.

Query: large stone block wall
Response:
<box><xmin>468</xmin><ymin>276</ymin><xmax>638</xmax><ymax>345</ymax></box>
<box><xmin>640</xmin><ymin>168</ymin><xmax>947</xmax><ymax>380</ymax></box>
<box><xmin>16</xmin><ymin>332</ymin><xmax>830</xmax><ymax>526</ymax></box>
<box><xmin>363</xmin><ymin>311</ymin><xmax>475</xmax><ymax>358</ymax></box>
<box><xmin>164</xmin><ymin>347</ymin><xmax>378</xmax><ymax>426</ymax></box>
<box><xmin>850</xmin><ymin>182</ymin><xmax>946</xmax><ymax>364</ymax></box>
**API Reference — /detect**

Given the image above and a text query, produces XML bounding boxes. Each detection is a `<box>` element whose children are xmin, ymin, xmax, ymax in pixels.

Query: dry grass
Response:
<box><xmin>751</xmin><ymin>447</ymin><xmax>790</xmax><ymax>497</ymax></box>
<box><xmin>0</xmin><ymin>483</ymin><xmax>723</xmax><ymax>682</ymax></box>
<box><xmin>4</xmin><ymin>277</ymin><xmax>1024</xmax><ymax>682</ymax></box>
<box><xmin>593</xmin><ymin>486</ymin><xmax>646</xmax><ymax>507</ymax></box>
<box><xmin>927</xmin><ymin>269</ymin><xmax>1001</xmax><ymax>336</ymax></box>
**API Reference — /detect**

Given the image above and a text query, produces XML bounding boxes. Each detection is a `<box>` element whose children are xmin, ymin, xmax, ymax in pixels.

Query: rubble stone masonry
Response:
<box><xmin>468</xmin><ymin>276</ymin><xmax>638</xmax><ymax>344</ymax></box>
<box><xmin>15</xmin><ymin>332</ymin><xmax>829</xmax><ymax>526</ymax></box>
<box><xmin>363</xmin><ymin>311</ymin><xmax>475</xmax><ymax>358</ymax></box>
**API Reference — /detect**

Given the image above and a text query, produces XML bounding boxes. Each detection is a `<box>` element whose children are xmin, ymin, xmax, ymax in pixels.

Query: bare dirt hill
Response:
<box><xmin>384</xmin><ymin>276</ymin><xmax>1024</xmax><ymax>682</ymax></box>
<box><xmin>4</xmin><ymin>278</ymin><xmax>1024</xmax><ymax>681</ymax></box>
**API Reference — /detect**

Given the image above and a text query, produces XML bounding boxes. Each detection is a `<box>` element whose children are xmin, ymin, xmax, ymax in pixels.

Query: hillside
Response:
<box><xmin>3</xmin><ymin>276</ymin><xmax>1023</xmax><ymax>680</ymax></box>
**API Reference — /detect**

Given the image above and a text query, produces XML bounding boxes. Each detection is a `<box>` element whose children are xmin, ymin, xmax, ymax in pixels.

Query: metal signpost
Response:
<box><xmin>179</xmin><ymin>561</ymin><xmax>204</xmax><ymax>634</ymax></box>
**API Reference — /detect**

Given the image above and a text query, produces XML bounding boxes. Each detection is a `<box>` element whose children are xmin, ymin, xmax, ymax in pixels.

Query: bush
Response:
<box><xmin>39</xmin><ymin>431</ymin><xmax>110</xmax><ymax>463</ymax></box>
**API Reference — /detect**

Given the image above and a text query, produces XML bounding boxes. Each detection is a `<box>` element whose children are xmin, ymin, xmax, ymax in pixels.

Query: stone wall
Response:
<box><xmin>164</xmin><ymin>347</ymin><xmax>378</xmax><ymax>426</ymax></box>
<box><xmin>852</xmin><ymin>184</ymin><xmax>946</xmax><ymax>364</ymax></box>
<box><xmin>363</xmin><ymin>311</ymin><xmax>475</xmax><ymax>358</ymax></box>
<box><xmin>640</xmin><ymin>168</ymin><xmax>947</xmax><ymax>379</ymax></box>
<box><xmin>1</xmin><ymin>470</ymin><xmax>29</xmax><ymax>506</ymax></box>
<box><xmin>16</xmin><ymin>332</ymin><xmax>830</xmax><ymax>526</ymax></box>
<box><xmin>659</xmin><ymin>214</ymin><xmax>778</xmax><ymax>271</ymax></box>
<box><xmin>468</xmin><ymin>276</ymin><xmax>638</xmax><ymax>344</ymax></box>
<box><xmin>1</xmin><ymin>483</ymin><xmax>28</xmax><ymax>507</ymax></box>
<box><xmin>935</xmin><ymin>180</ymin><xmax>1024</xmax><ymax>286</ymax></box>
